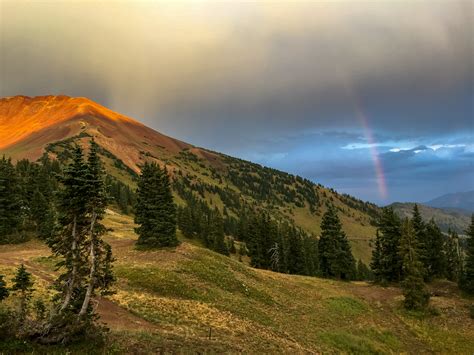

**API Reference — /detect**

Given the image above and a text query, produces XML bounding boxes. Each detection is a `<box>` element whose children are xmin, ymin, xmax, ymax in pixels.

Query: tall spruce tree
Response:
<box><xmin>0</xmin><ymin>156</ymin><xmax>22</xmax><ymax>243</ymax></box>
<box><xmin>370</xmin><ymin>230</ymin><xmax>383</xmax><ymax>282</ymax></box>
<box><xmin>399</xmin><ymin>219</ymin><xmax>430</xmax><ymax>310</ymax></box>
<box><xmin>411</xmin><ymin>204</ymin><xmax>429</xmax><ymax>279</ymax></box>
<box><xmin>79</xmin><ymin>140</ymin><xmax>114</xmax><ymax>316</ymax></box>
<box><xmin>377</xmin><ymin>207</ymin><xmax>403</xmax><ymax>282</ymax></box>
<box><xmin>210</xmin><ymin>208</ymin><xmax>229</xmax><ymax>255</ymax></box>
<box><xmin>286</xmin><ymin>226</ymin><xmax>306</xmax><ymax>275</ymax></box>
<box><xmin>30</xmin><ymin>189</ymin><xmax>56</xmax><ymax>240</ymax></box>
<box><xmin>319</xmin><ymin>204</ymin><xmax>356</xmax><ymax>280</ymax></box>
<box><xmin>303</xmin><ymin>235</ymin><xmax>319</xmax><ymax>276</ymax></box>
<box><xmin>52</xmin><ymin>145</ymin><xmax>90</xmax><ymax>313</ymax></box>
<box><xmin>445</xmin><ymin>230</ymin><xmax>462</xmax><ymax>282</ymax></box>
<box><xmin>460</xmin><ymin>215</ymin><xmax>474</xmax><ymax>294</ymax></box>
<box><xmin>135</xmin><ymin>162</ymin><xmax>178</xmax><ymax>248</ymax></box>
<box><xmin>424</xmin><ymin>219</ymin><xmax>446</xmax><ymax>280</ymax></box>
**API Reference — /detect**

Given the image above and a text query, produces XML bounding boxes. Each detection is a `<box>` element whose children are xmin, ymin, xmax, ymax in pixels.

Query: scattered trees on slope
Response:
<box><xmin>0</xmin><ymin>142</ymin><xmax>115</xmax><ymax>345</ymax></box>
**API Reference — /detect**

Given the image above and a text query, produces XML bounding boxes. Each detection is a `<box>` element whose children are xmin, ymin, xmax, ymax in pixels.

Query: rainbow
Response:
<box><xmin>344</xmin><ymin>84</ymin><xmax>388</xmax><ymax>200</ymax></box>
<box><xmin>352</xmin><ymin>102</ymin><xmax>388</xmax><ymax>200</ymax></box>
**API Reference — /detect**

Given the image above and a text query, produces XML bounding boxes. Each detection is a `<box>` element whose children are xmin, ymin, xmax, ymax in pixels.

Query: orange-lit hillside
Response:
<box><xmin>0</xmin><ymin>95</ymin><xmax>139</xmax><ymax>149</ymax></box>
<box><xmin>0</xmin><ymin>95</ymin><xmax>195</xmax><ymax>169</ymax></box>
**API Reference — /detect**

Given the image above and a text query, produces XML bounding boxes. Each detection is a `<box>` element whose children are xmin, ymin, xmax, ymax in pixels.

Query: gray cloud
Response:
<box><xmin>1</xmin><ymin>0</ymin><xmax>472</xmax><ymax>203</ymax></box>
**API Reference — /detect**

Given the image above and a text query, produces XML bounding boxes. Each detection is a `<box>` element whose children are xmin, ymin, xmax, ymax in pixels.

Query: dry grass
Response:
<box><xmin>0</xmin><ymin>211</ymin><xmax>473</xmax><ymax>354</ymax></box>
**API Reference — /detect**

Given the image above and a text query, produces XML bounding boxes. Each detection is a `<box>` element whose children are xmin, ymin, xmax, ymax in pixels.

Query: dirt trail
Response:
<box><xmin>0</xmin><ymin>246</ymin><xmax>159</xmax><ymax>332</ymax></box>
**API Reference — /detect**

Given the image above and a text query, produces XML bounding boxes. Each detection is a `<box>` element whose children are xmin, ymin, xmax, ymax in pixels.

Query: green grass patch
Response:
<box><xmin>319</xmin><ymin>331</ymin><xmax>382</xmax><ymax>354</ymax></box>
<box><xmin>324</xmin><ymin>296</ymin><xmax>369</xmax><ymax>318</ymax></box>
<box><xmin>115</xmin><ymin>265</ymin><xmax>202</xmax><ymax>300</ymax></box>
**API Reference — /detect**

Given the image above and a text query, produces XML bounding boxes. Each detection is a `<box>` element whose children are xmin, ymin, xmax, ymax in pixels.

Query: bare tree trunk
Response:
<box><xmin>79</xmin><ymin>212</ymin><xmax>97</xmax><ymax>316</ymax></box>
<box><xmin>60</xmin><ymin>215</ymin><xmax>77</xmax><ymax>312</ymax></box>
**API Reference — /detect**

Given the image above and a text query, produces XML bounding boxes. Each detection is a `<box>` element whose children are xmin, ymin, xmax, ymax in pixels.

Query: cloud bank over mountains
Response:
<box><xmin>1</xmin><ymin>0</ymin><xmax>472</xmax><ymax>203</ymax></box>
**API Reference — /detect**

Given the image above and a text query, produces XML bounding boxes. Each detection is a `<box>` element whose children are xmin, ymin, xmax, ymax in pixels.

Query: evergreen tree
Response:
<box><xmin>135</xmin><ymin>162</ymin><xmax>178</xmax><ymax>248</ymax></box>
<box><xmin>11</xmin><ymin>264</ymin><xmax>34</xmax><ymax>321</ymax></box>
<box><xmin>424</xmin><ymin>219</ymin><xmax>446</xmax><ymax>280</ymax></box>
<box><xmin>286</xmin><ymin>226</ymin><xmax>306</xmax><ymax>275</ymax></box>
<box><xmin>445</xmin><ymin>230</ymin><xmax>462</xmax><ymax>282</ymax></box>
<box><xmin>178</xmin><ymin>205</ymin><xmax>194</xmax><ymax>238</ymax></box>
<box><xmin>303</xmin><ymin>235</ymin><xmax>319</xmax><ymax>276</ymax></box>
<box><xmin>370</xmin><ymin>231</ymin><xmax>383</xmax><ymax>282</ymax></box>
<box><xmin>0</xmin><ymin>156</ymin><xmax>22</xmax><ymax>243</ymax></box>
<box><xmin>411</xmin><ymin>204</ymin><xmax>429</xmax><ymax>279</ymax></box>
<box><xmin>460</xmin><ymin>215</ymin><xmax>474</xmax><ymax>294</ymax></box>
<box><xmin>30</xmin><ymin>189</ymin><xmax>56</xmax><ymax>240</ymax></box>
<box><xmin>399</xmin><ymin>219</ymin><xmax>430</xmax><ymax>310</ymax></box>
<box><xmin>0</xmin><ymin>274</ymin><xmax>8</xmax><ymax>301</ymax></box>
<box><xmin>210</xmin><ymin>208</ymin><xmax>229</xmax><ymax>255</ymax></box>
<box><xmin>377</xmin><ymin>207</ymin><xmax>403</xmax><ymax>282</ymax></box>
<box><xmin>357</xmin><ymin>259</ymin><xmax>371</xmax><ymax>281</ymax></box>
<box><xmin>52</xmin><ymin>145</ymin><xmax>90</xmax><ymax>313</ymax></box>
<box><xmin>319</xmin><ymin>204</ymin><xmax>356</xmax><ymax>280</ymax></box>
<box><xmin>79</xmin><ymin>140</ymin><xmax>113</xmax><ymax>316</ymax></box>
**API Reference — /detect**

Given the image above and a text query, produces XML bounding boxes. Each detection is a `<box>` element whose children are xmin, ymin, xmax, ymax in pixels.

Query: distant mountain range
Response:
<box><xmin>425</xmin><ymin>191</ymin><xmax>474</xmax><ymax>212</ymax></box>
<box><xmin>390</xmin><ymin>202</ymin><xmax>471</xmax><ymax>235</ymax></box>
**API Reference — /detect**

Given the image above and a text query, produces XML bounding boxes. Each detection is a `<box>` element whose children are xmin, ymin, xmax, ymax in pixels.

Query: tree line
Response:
<box><xmin>371</xmin><ymin>204</ymin><xmax>474</xmax><ymax>310</ymax></box>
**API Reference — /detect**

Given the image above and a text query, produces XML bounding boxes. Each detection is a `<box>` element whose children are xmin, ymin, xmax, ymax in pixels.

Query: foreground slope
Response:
<box><xmin>0</xmin><ymin>211</ymin><xmax>472</xmax><ymax>353</ymax></box>
<box><xmin>0</xmin><ymin>95</ymin><xmax>379</xmax><ymax>261</ymax></box>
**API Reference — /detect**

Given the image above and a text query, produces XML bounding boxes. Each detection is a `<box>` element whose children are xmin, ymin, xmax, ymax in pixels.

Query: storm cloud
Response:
<box><xmin>1</xmin><ymin>0</ymin><xmax>472</xmax><ymax>204</ymax></box>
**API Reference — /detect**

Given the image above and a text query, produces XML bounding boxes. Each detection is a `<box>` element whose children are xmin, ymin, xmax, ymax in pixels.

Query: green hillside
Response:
<box><xmin>44</xmin><ymin>134</ymin><xmax>379</xmax><ymax>263</ymax></box>
<box><xmin>0</xmin><ymin>211</ymin><xmax>472</xmax><ymax>354</ymax></box>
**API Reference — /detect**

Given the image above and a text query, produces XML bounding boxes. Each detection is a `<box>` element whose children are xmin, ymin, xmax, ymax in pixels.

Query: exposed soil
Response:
<box><xmin>0</xmin><ymin>244</ymin><xmax>159</xmax><ymax>332</ymax></box>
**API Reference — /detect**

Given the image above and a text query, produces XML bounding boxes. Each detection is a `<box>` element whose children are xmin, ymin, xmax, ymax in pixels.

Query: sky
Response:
<box><xmin>1</xmin><ymin>0</ymin><xmax>472</xmax><ymax>205</ymax></box>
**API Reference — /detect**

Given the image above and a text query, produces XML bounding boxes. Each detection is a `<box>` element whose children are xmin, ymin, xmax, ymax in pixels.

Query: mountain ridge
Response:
<box><xmin>0</xmin><ymin>94</ymin><xmax>379</xmax><ymax>262</ymax></box>
<box><xmin>425</xmin><ymin>191</ymin><xmax>474</xmax><ymax>212</ymax></box>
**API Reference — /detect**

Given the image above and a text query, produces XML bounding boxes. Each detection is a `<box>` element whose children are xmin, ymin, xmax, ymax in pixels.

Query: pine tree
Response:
<box><xmin>370</xmin><ymin>230</ymin><xmax>383</xmax><ymax>282</ymax></box>
<box><xmin>399</xmin><ymin>219</ymin><xmax>430</xmax><ymax>311</ymax></box>
<box><xmin>445</xmin><ymin>230</ymin><xmax>462</xmax><ymax>282</ymax></box>
<box><xmin>460</xmin><ymin>215</ymin><xmax>474</xmax><ymax>294</ymax></box>
<box><xmin>303</xmin><ymin>235</ymin><xmax>319</xmax><ymax>276</ymax></box>
<box><xmin>0</xmin><ymin>274</ymin><xmax>8</xmax><ymax>301</ymax></box>
<box><xmin>411</xmin><ymin>205</ymin><xmax>429</xmax><ymax>279</ymax></box>
<box><xmin>357</xmin><ymin>259</ymin><xmax>371</xmax><ymax>281</ymax></box>
<box><xmin>377</xmin><ymin>207</ymin><xmax>403</xmax><ymax>282</ymax></box>
<box><xmin>11</xmin><ymin>264</ymin><xmax>34</xmax><ymax>321</ymax></box>
<box><xmin>210</xmin><ymin>208</ymin><xmax>229</xmax><ymax>255</ymax></box>
<box><xmin>0</xmin><ymin>156</ymin><xmax>22</xmax><ymax>243</ymax></box>
<box><xmin>424</xmin><ymin>219</ymin><xmax>446</xmax><ymax>280</ymax></box>
<box><xmin>286</xmin><ymin>226</ymin><xmax>306</xmax><ymax>275</ymax></box>
<box><xmin>135</xmin><ymin>162</ymin><xmax>178</xmax><ymax>248</ymax></box>
<box><xmin>52</xmin><ymin>145</ymin><xmax>90</xmax><ymax>313</ymax></box>
<box><xmin>30</xmin><ymin>189</ymin><xmax>56</xmax><ymax>240</ymax></box>
<box><xmin>79</xmin><ymin>140</ymin><xmax>113</xmax><ymax>316</ymax></box>
<box><xmin>319</xmin><ymin>204</ymin><xmax>356</xmax><ymax>280</ymax></box>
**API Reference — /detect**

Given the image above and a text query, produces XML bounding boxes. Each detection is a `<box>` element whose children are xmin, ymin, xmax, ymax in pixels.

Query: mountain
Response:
<box><xmin>0</xmin><ymin>95</ymin><xmax>379</xmax><ymax>261</ymax></box>
<box><xmin>426</xmin><ymin>191</ymin><xmax>474</xmax><ymax>212</ymax></box>
<box><xmin>390</xmin><ymin>202</ymin><xmax>471</xmax><ymax>234</ymax></box>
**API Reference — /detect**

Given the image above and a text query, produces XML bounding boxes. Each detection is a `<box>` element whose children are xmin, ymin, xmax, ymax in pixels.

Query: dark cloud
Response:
<box><xmin>1</xmin><ymin>0</ymin><xmax>472</xmax><ymax>203</ymax></box>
